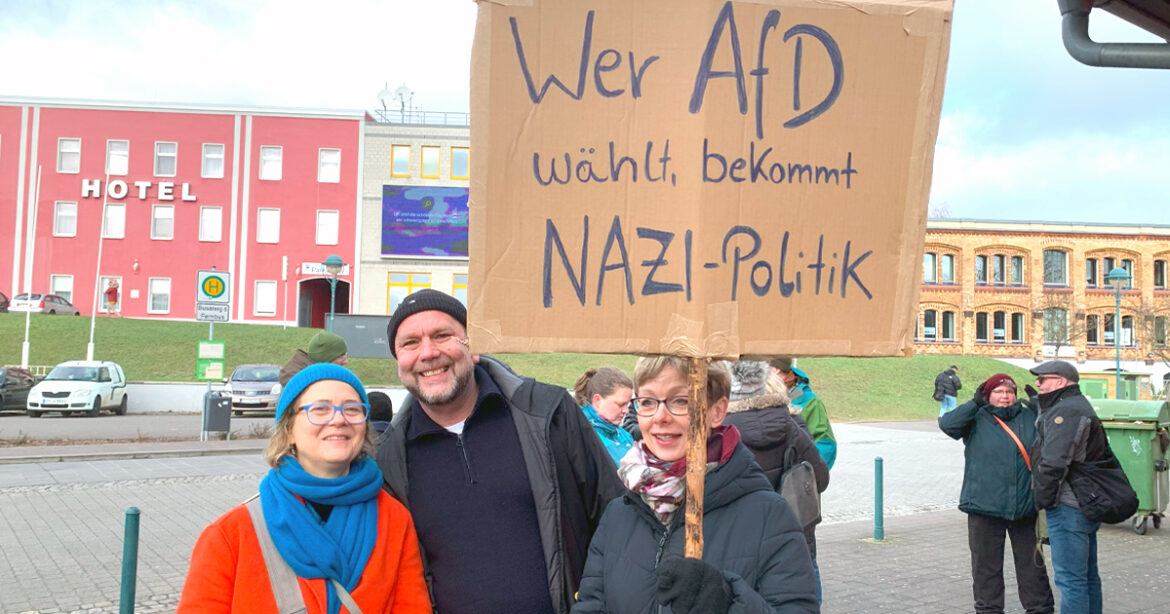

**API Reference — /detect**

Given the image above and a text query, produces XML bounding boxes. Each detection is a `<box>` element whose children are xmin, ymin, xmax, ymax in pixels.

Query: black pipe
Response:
<box><xmin>1058</xmin><ymin>0</ymin><xmax>1170</xmax><ymax>69</ymax></box>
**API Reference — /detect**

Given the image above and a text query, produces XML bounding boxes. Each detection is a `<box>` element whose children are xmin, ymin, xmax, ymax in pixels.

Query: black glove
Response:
<box><xmin>972</xmin><ymin>381</ymin><xmax>988</xmax><ymax>407</ymax></box>
<box><xmin>1024</xmin><ymin>384</ymin><xmax>1038</xmax><ymax>400</ymax></box>
<box><xmin>656</xmin><ymin>556</ymin><xmax>733</xmax><ymax>614</ymax></box>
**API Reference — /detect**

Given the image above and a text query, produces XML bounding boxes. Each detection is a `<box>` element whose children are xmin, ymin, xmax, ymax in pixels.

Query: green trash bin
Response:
<box><xmin>1091</xmin><ymin>399</ymin><xmax>1170</xmax><ymax>534</ymax></box>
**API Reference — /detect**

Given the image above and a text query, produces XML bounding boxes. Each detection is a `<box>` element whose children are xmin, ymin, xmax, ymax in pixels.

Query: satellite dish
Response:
<box><xmin>377</xmin><ymin>82</ymin><xmax>394</xmax><ymax>113</ymax></box>
<box><xmin>394</xmin><ymin>84</ymin><xmax>413</xmax><ymax>110</ymax></box>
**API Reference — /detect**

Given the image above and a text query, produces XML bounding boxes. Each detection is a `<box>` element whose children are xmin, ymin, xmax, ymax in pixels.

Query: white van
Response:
<box><xmin>27</xmin><ymin>360</ymin><xmax>128</xmax><ymax>417</ymax></box>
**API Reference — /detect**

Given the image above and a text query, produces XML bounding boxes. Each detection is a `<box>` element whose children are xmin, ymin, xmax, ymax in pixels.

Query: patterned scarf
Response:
<box><xmin>617</xmin><ymin>425</ymin><xmax>740</xmax><ymax>525</ymax></box>
<box><xmin>259</xmin><ymin>456</ymin><xmax>383</xmax><ymax>614</ymax></box>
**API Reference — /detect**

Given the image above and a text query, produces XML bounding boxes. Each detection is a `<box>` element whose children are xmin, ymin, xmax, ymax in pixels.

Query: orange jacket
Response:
<box><xmin>178</xmin><ymin>490</ymin><xmax>431</xmax><ymax>613</ymax></box>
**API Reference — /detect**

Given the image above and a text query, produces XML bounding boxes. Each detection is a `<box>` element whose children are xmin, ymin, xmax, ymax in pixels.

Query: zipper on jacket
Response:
<box><xmin>455</xmin><ymin>434</ymin><xmax>476</xmax><ymax>484</ymax></box>
<box><xmin>653</xmin><ymin>525</ymin><xmax>672</xmax><ymax>568</ymax></box>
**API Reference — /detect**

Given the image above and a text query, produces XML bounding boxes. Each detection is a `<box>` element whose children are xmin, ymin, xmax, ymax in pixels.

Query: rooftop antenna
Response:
<box><xmin>394</xmin><ymin>83</ymin><xmax>413</xmax><ymax>122</ymax></box>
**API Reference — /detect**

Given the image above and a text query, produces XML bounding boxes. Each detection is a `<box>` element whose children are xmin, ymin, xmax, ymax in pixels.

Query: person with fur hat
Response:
<box><xmin>723</xmin><ymin>359</ymin><xmax>830</xmax><ymax>604</ymax></box>
<box><xmin>178</xmin><ymin>363</ymin><xmax>430</xmax><ymax>614</ymax></box>
<box><xmin>939</xmin><ymin>372</ymin><xmax>1054</xmax><ymax>614</ymax></box>
<box><xmin>279</xmin><ymin>331</ymin><xmax>350</xmax><ymax>386</ymax></box>
<box><xmin>770</xmin><ymin>357</ymin><xmax>838</xmax><ymax>470</ymax></box>
<box><xmin>375</xmin><ymin>289</ymin><xmax>624</xmax><ymax>614</ymax></box>
<box><xmin>572</xmin><ymin>357</ymin><xmax>817</xmax><ymax>614</ymax></box>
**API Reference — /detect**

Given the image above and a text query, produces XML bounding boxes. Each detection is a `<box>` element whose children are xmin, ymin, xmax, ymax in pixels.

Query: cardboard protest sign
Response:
<box><xmin>469</xmin><ymin>0</ymin><xmax>953</xmax><ymax>358</ymax></box>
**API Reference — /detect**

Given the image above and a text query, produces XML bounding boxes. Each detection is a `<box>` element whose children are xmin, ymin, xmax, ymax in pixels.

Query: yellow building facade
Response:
<box><xmin>916</xmin><ymin>220</ymin><xmax>1170</xmax><ymax>369</ymax></box>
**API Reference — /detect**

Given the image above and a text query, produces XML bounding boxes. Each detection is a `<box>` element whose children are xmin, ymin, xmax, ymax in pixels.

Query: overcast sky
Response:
<box><xmin>1</xmin><ymin>0</ymin><xmax>1165</xmax><ymax>225</ymax></box>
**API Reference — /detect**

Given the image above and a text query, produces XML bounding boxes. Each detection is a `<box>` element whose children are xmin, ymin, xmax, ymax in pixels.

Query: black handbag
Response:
<box><xmin>777</xmin><ymin>445</ymin><xmax>821</xmax><ymax>531</ymax></box>
<box><xmin>1066</xmin><ymin>445</ymin><xmax>1139</xmax><ymax>524</ymax></box>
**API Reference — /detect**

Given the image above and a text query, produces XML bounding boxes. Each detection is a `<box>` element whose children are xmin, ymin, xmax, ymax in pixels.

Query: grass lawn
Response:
<box><xmin>0</xmin><ymin>313</ymin><xmax>1036</xmax><ymax>421</ymax></box>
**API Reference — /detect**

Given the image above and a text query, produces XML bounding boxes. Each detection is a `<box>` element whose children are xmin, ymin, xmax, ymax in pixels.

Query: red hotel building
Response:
<box><xmin>1</xmin><ymin>98</ymin><xmax>363</xmax><ymax>326</ymax></box>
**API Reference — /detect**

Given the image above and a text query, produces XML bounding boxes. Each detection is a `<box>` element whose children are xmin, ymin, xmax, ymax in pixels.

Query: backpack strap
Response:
<box><xmin>991</xmin><ymin>415</ymin><xmax>1031</xmax><ymax>471</ymax></box>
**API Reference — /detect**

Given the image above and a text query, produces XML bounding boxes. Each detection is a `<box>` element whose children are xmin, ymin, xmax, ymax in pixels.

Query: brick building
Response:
<box><xmin>916</xmin><ymin>219</ymin><xmax>1170</xmax><ymax>377</ymax></box>
<box><xmin>1</xmin><ymin>97</ymin><xmax>363</xmax><ymax>326</ymax></box>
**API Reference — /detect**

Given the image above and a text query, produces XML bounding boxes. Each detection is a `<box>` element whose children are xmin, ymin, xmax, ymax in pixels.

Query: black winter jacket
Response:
<box><xmin>724</xmin><ymin>394</ymin><xmax>829</xmax><ymax>557</ymax></box>
<box><xmin>939</xmin><ymin>399</ymin><xmax>1039</xmax><ymax>520</ymax></box>
<box><xmin>1031</xmin><ymin>385</ymin><xmax>1109</xmax><ymax>511</ymax></box>
<box><xmin>571</xmin><ymin>443</ymin><xmax>819</xmax><ymax>614</ymax></box>
<box><xmin>375</xmin><ymin>356</ymin><xmax>626</xmax><ymax>614</ymax></box>
<box><xmin>934</xmin><ymin>368</ymin><xmax>962</xmax><ymax>399</ymax></box>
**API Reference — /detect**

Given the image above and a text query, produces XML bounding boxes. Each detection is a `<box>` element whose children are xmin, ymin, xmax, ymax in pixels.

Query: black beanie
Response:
<box><xmin>386</xmin><ymin>289</ymin><xmax>467</xmax><ymax>357</ymax></box>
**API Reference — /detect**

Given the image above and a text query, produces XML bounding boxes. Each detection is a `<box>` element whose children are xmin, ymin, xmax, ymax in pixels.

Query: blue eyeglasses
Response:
<box><xmin>299</xmin><ymin>402</ymin><xmax>370</xmax><ymax>425</ymax></box>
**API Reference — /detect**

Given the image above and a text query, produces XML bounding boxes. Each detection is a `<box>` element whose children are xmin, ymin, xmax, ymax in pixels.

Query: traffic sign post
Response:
<box><xmin>196</xmin><ymin>302</ymin><xmax>230</xmax><ymax>322</ymax></box>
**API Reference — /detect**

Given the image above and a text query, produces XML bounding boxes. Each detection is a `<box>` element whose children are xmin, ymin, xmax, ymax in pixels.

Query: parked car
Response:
<box><xmin>224</xmin><ymin>364</ymin><xmax>282</xmax><ymax>415</ymax></box>
<box><xmin>1</xmin><ymin>366</ymin><xmax>37</xmax><ymax>412</ymax></box>
<box><xmin>0</xmin><ymin>290</ymin><xmax>9</xmax><ymax>312</ymax></box>
<box><xmin>26</xmin><ymin>360</ymin><xmax>128</xmax><ymax>417</ymax></box>
<box><xmin>8</xmin><ymin>293</ymin><xmax>81</xmax><ymax>315</ymax></box>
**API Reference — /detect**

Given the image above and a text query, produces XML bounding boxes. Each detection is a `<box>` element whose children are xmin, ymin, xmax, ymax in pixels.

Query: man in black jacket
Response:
<box><xmin>934</xmin><ymin>364</ymin><xmax>962</xmax><ymax>416</ymax></box>
<box><xmin>1030</xmin><ymin>360</ymin><xmax>1109</xmax><ymax>614</ymax></box>
<box><xmin>374</xmin><ymin>289</ymin><xmax>625</xmax><ymax>614</ymax></box>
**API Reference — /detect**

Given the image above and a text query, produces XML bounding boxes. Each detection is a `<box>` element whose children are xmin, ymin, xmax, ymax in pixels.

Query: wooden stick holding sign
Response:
<box><xmin>684</xmin><ymin>357</ymin><xmax>709</xmax><ymax>558</ymax></box>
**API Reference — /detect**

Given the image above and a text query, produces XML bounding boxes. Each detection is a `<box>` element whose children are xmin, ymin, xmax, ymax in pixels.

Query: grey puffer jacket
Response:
<box><xmin>571</xmin><ymin>442</ymin><xmax>818</xmax><ymax>613</ymax></box>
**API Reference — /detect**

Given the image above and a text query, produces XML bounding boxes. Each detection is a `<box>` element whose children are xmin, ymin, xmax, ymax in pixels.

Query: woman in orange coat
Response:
<box><xmin>178</xmin><ymin>363</ymin><xmax>431</xmax><ymax>614</ymax></box>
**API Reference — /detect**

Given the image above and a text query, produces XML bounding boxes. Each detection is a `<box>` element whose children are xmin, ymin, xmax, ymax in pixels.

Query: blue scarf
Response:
<box><xmin>259</xmin><ymin>456</ymin><xmax>382</xmax><ymax>614</ymax></box>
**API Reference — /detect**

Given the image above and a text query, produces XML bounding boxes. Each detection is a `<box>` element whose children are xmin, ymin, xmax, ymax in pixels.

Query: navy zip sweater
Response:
<box><xmin>404</xmin><ymin>368</ymin><xmax>554</xmax><ymax>614</ymax></box>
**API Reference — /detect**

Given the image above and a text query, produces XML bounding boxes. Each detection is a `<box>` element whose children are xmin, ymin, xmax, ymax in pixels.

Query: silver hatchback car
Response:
<box><xmin>224</xmin><ymin>364</ymin><xmax>282</xmax><ymax>415</ymax></box>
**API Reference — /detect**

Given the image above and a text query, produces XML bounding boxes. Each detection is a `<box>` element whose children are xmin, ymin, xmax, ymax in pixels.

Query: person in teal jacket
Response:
<box><xmin>573</xmin><ymin>367</ymin><xmax>635</xmax><ymax>464</ymax></box>
<box><xmin>771</xmin><ymin>358</ymin><xmax>838</xmax><ymax>470</ymax></box>
<box><xmin>939</xmin><ymin>373</ymin><xmax>1054</xmax><ymax>614</ymax></box>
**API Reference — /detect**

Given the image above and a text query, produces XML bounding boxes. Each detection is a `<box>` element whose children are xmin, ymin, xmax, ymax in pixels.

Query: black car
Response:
<box><xmin>0</xmin><ymin>367</ymin><xmax>37</xmax><ymax>412</ymax></box>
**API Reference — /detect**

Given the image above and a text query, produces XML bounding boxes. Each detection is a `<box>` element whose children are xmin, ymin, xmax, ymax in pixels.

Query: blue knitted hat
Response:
<box><xmin>276</xmin><ymin>363</ymin><xmax>369</xmax><ymax>423</ymax></box>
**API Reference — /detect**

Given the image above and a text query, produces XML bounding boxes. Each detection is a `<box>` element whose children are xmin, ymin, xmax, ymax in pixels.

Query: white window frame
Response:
<box><xmin>259</xmin><ymin>146</ymin><xmax>282</xmax><ymax>180</ymax></box>
<box><xmin>316</xmin><ymin>210</ymin><xmax>340</xmax><ymax>245</ymax></box>
<box><xmin>202</xmin><ymin>143</ymin><xmax>225</xmax><ymax>178</ymax></box>
<box><xmin>199</xmin><ymin>206</ymin><xmax>223</xmax><ymax>242</ymax></box>
<box><xmin>49</xmin><ymin>274</ymin><xmax>74</xmax><ymax>304</ymax></box>
<box><xmin>99</xmin><ymin>275</ymin><xmax>123</xmax><ymax>313</ymax></box>
<box><xmin>147</xmin><ymin>277</ymin><xmax>171</xmax><ymax>314</ymax></box>
<box><xmin>253</xmin><ymin>280</ymin><xmax>278</xmax><ymax>316</ymax></box>
<box><xmin>154</xmin><ymin>141</ymin><xmax>177</xmax><ymax>177</ymax></box>
<box><xmin>103</xmin><ymin>203</ymin><xmax>126</xmax><ymax>239</ymax></box>
<box><xmin>318</xmin><ymin>148</ymin><xmax>341</xmax><ymax>183</ymax></box>
<box><xmin>106</xmin><ymin>139</ymin><xmax>129</xmax><ymax>176</ymax></box>
<box><xmin>256</xmin><ymin>207</ymin><xmax>281</xmax><ymax>243</ymax></box>
<box><xmin>57</xmin><ymin>138</ymin><xmax>81</xmax><ymax>173</ymax></box>
<box><xmin>53</xmin><ymin>201</ymin><xmax>78</xmax><ymax>237</ymax></box>
<box><xmin>150</xmin><ymin>204</ymin><xmax>175</xmax><ymax>240</ymax></box>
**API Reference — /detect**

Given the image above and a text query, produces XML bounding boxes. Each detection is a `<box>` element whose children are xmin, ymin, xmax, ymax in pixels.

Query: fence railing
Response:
<box><xmin>369</xmin><ymin>108</ymin><xmax>470</xmax><ymax>127</ymax></box>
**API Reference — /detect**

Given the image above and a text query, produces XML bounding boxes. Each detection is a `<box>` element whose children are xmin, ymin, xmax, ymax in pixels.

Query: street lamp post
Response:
<box><xmin>323</xmin><ymin>255</ymin><xmax>344</xmax><ymax>332</ymax></box>
<box><xmin>1107</xmin><ymin>266</ymin><xmax>1131</xmax><ymax>399</ymax></box>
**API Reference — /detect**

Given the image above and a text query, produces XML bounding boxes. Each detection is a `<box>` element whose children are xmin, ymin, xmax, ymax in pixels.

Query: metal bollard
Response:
<box><xmin>120</xmin><ymin>507</ymin><xmax>140</xmax><ymax>614</ymax></box>
<box><xmin>874</xmin><ymin>457</ymin><xmax>884</xmax><ymax>541</ymax></box>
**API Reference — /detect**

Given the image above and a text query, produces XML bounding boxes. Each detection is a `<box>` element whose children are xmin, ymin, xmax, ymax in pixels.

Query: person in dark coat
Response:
<box><xmin>375</xmin><ymin>289</ymin><xmax>625</xmax><ymax>614</ymax></box>
<box><xmin>934</xmin><ymin>364</ymin><xmax>962</xmax><ymax>416</ymax></box>
<box><xmin>723</xmin><ymin>360</ymin><xmax>829</xmax><ymax>605</ymax></box>
<box><xmin>572</xmin><ymin>356</ymin><xmax>817</xmax><ymax>614</ymax></box>
<box><xmin>939</xmin><ymin>373</ymin><xmax>1054</xmax><ymax>614</ymax></box>
<box><xmin>1029</xmin><ymin>360</ymin><xmax>1111</xmax><ymax>614</ymax></box>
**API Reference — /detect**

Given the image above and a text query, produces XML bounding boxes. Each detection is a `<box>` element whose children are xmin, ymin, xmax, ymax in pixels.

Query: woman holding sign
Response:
<box><xmin>572</xmin><ymin>357</ymin><xmax>817</xmax><ymax>614</ymax></box>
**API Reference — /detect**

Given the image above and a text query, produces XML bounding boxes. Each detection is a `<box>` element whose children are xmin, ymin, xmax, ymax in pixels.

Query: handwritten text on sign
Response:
<box><xmin>470</xmin><ymin>0</ymin><xmax>951</xmax><ymax>356</ymax></box>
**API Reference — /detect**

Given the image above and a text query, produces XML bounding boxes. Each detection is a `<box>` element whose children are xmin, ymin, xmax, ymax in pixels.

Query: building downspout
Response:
<box><xmin>1058</xmin><ymin>0</ymin><xmax>1170</xmax><ymax>69</ymax></box>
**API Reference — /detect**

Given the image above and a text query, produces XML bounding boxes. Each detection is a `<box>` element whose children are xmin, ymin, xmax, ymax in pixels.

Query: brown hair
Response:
<box><xmin>263</xmin><ymin>388</ymin><xmax>375</xmax><ymax>469</ymax></box>
<box><xmin>573</xmin><ymin>367</ymin><xmax>634</xmax><ymax>406</ymax></box>
<box><xmin>632</xmin><ymin>356</ymin><xmax>731</xmax><ymax>404</ymax></box>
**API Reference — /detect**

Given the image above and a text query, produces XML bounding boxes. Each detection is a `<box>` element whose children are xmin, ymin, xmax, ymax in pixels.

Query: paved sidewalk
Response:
<box><xmin>818</xmin><ymin>509</ymin><xmax>1169</xmax><ymax>613</ymax></box>
<box><xmin>0</xmin><ymin>438</ymin><xmax>266</xmax><ymax>464</ymax></box>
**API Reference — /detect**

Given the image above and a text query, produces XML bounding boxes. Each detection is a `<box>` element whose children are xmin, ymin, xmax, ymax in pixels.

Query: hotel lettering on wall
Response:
<box><xmin>80</xmin><ymin>179</ymin><xmax>198</xmax><ymax>202</ymax></box>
